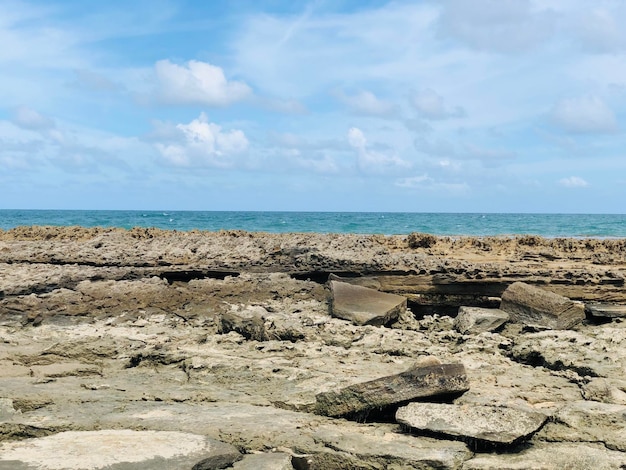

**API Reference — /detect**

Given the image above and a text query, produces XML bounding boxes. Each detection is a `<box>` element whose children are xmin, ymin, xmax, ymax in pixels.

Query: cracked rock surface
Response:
<box><xmin>1</xmin><ymin>227</ymin><xmax>626</xmax><ymax>468</ymax></box>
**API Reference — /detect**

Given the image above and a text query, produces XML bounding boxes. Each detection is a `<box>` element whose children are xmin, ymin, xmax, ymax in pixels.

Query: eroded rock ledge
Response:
<box><xmin>1</xmin><ymin>227</ymin><xmax>625</xmax><ymax>469</ymax></box>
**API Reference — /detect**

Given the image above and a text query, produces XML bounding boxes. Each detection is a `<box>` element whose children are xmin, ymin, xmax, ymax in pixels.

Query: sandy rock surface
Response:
<box><xmin>1</xmin><ymin>227</ymin><xmax>626</xmax><ymax>468</ymax></box>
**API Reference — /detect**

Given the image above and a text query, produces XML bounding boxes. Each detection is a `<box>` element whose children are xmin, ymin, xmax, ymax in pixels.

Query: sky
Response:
<box><xmin>1</xmin><ymin>0</ymin><xmax>626</xmax><ymax>213</ymax></box>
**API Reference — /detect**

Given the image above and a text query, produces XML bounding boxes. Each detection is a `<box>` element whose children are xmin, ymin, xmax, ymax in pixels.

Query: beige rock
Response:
<box><xmin>329</xmin><ymin>280</ymin><xmax>407</xmax><ymax>326</ymax></box>
<box><xmin>396</xmin><ymin>402</ymin><xmax>547</xmax><ymax>445</ymax></box>
<box><xmin>500</xmin><ymin>282</ymin><xmax>585</xmax><ymax>329</ymax></box>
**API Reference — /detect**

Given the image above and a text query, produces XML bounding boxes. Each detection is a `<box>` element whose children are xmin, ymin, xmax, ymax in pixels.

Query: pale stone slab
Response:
<box><xmin>0</xmin><ymin>430</ymin><xmax>241</xmax><ymax>470</ymax></box>
<box><xmin>462</xmin><ymin>442</ymin><xmax>626</xmax><ymax>470</ymax></box>
<box><xmin>500</xmin><ymin>282</ymin><xmax>585</xmax><ymax>329</ymax></box>
<box><xmin>396</xmin><ymin>403</ymin><xmax>547</xmax><ymax>445</ymax></box>
<box><xmin>454</xmin><ymin>307</ymin><xmax>509</xmax><ymax>334</ymax></box>
<box><xmin>315</xmin><ymin>363</ymin><xmax>469</xmax><ymax>417</ymax></box>
<box><xmin>309</xmin><ymin>426</ymin><xmax>471</xmax><ymax>469</ymax></box>
<box><xmin>329</xmin><ymin>280</ymin><xmax>407</xmax><ymax>326</ymax></box>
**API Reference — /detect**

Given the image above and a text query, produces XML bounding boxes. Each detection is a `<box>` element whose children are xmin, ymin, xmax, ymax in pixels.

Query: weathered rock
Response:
<box><xmin>396</xmin><ymin>403</ymin><xmax>547</xmax><ymax>446</ymax></box>
<box><xmin>586</xmin><ymin>303</ymin><xmax>626</xmax><ymax>319</ymax></box>
<box><xmin>508</xmin><ymin>329</ymin><xmax>625</xmax><ymax>378</ymax></box>
<box><xmin>0</xmin><ymin>430</ymin><xmax>242</xmax><ymax>470</ymax></box>
<box><xmin>217</xmin><ymin>312</ymin><xmax>268</xmax><ymax>341</ymax></box>
<box><xmin>454</xmin><ymin>307</ymin><xmax>509</xmax><ymax>334</ymax></box>
<box><xmin>315</xmin><ymin>362</ymin><xmax>469</xmax><ymax>417</ymax></box>
<box><xmin>309</xmin><ymin>426</ymin><xmax>472</xmax><ymax>469</ymax></box>
<box><xmin>536</xmin><ymin>401</ymin><xmax>626</xmax><ymax>452</ymax></box>
<box><xmin>231</xmin><ymin>452</ymin><xmax>294</xmax><ymax>470</ymax></box>
<box><xmin>329</xmin><ymin>280</ymin><xmax>407</xmax><ymax>326</ymax></box>
<box><xmin>463</xmin><ymin>442</ymin><xmax>626</xmax><ymax>469</ymax></box>
<box><xmin>582</xmin><ymin>378</ymin><xmax>626</xmax><ymax>405</ymax></box>
<box><xmin>500</xmin><ymin>282</ymin><xmax>585</xmax><ymax>329</ymax></box>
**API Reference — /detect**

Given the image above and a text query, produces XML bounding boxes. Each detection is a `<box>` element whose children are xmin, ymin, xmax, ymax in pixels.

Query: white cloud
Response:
<box><xmin>395</xmin><ymin>174</ymin><xmax>433</xmax><ymax>188</ymax></box>
<box><xmin>395</xmin><ymin>174</ymin><xmax>469</xmax><ymax>192</ymax></box>
<box><xmin>551</xmin><ymin>95</ymin><xmax>618</xmax><ymax>134</ymax></box>
<box><xmin>436</xmin><ymin>0</ymin><xmax>557</xmax><ymax>53</ymax></box>
<box><xmin>414</xmin><ymin>136</ymin><xmax>516</xmax><ymax>163</ymax></box>
<box><xmin>411</xmin><ymin>89</ymin><xmax>465</xmax><ymax>120</ymax></box>
<box><xmin>347</xmin><ymin>127</ymin><xmax>367</xmax><ymax>149</ymax></box>
<box><xmin>12</xmin><ymin>106</ymin><xmax>56</xmax><ymax>130</ymax></box>
<box><xmin>347</xmin><ymin>127</ymin><xmax>411</xmax><ymax>173</ymax></box>
<box><xmin>155</xmin><ymin>113</ymin><xmax>249</xmax><ymax>167</ymax></box>
<box><xmin>559</xmin><ymin>176</ymin><xmax>589</xmax><ymax>188</ymax></box>
<box><xmin>336</xmin><ymin>90</ymin><xmax>396</xmax><ymax>117</ymax></box>
<box><xmin>154</xmin><ymin>60</ymin><xmax>251</xmax><ymax>106</ymax></box>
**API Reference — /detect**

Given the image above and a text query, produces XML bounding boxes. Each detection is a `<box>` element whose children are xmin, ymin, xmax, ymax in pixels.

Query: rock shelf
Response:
<box><xmin>0</xmin><ymin>227</ymin><xmax>625</xmax><ymax>468</ymax></box>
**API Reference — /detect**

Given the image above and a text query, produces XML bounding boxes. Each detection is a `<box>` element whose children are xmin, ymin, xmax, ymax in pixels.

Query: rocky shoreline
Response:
<box><xmin>1</xmin><ymin>227</ymin><xmax>625</xmax><ymax>469</ymax></box>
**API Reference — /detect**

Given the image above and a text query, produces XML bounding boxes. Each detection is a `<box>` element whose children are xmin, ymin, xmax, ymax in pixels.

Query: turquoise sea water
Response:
<box><xmin>1</xmin><ymin>210</ymin><xmax>625</xmax><ymax>237</ymax></box>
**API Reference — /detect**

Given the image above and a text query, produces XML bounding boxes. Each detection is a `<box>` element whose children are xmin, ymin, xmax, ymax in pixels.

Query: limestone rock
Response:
<box><xmin>536</xmin><ymin>401</ymin><xmax>626</xmax><ymax>452</ymax></box>
<box><xmin>454</xmin><ymin>307</ymin><xmax>509</xmax><ymax>334</ymax></box>
<box><xmin>217</xmin><ymin>311</ymin><xmax>268</xmax><ymax>342</ymax></box>
<box><xmin>463</xmin><ymin>442</ymin><xmax>626</xmax><ymax>469</ymax></box>
<box><xmin>396</xmin><ymin>403</ymin><xmax>547</xmax><ymax>446</ymax></box>
<box><xmin>232</xmin><ymin>452</ymin><xmax>294</xmax><ymax>470</ymax></box>
<box><xmin>586</xmin><ymin>303</ymin><xmax>626</xmax><ymax>319</ymax></box>
<box><xmin>309</xmin><ymin>426</ymin><xmax>471</xmax><ymax>469</ymax></box>
<box><xmin>315</xmin><ymin>362</ymin><xmax>469</xmax><ymax>417</ymax></box>
<box><xmin>500</xmin><ymin>282</ymin><xmax>585</xmax><ymax>329</ymax></box>
<box><xmin>0</xmin><ymin>430</ymin><xmax>242</xmax><ymax>470</ymax></box>
<box><xmin>329</xmin><ymin>280</ymin><xmax>407</xmax><ymax>326</ymax></box>
<box><xmin>582</xmin><ymin>378</ymin><xmax>626</xmax><ymax>405</ymax></box>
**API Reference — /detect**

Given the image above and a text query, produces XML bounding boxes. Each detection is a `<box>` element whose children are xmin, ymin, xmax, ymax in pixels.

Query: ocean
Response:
<box><xmin>1</xmin><ymin>210</ymin><xmax>625</xmax><ymax>237</ymax></box>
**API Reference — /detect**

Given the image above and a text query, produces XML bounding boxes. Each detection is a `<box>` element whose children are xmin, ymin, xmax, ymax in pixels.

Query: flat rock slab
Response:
<box><xmin>463</xmin><ymin>442</ymin><xmax>626</xmax><ymax>470</ymax></box>
<box><xmin>315</xmin><ymin>362</ymin><xmax>469</xmax><ymax>417</ymax></box>
<box><xmin>0</xmin><ymin>430</ymin><xmax>242</xmax><ymax>470</ymax></box>
<box><xmin>536</xmin><ymin>400</ymin><xmax>626</xmax><ymax>453</ymax></box>
<box><xmin>454</xmin><ymin>307</ymin><xmax>509</xmax><ymax>334</ymax></box>
<box><xmin>500</xmin><ymin>282</ymin><xmax>585</xmax><ymax>329</ymax></box>
<box><xmin>586</xmin><ymin>303</ymin><xmax>626</xmax><ymax>319</ymax></box>
<box><xmin>310</xmin><ymin>426</ymin><xmax>472</xmax><ymax>469</ymax></box>
<box><xmin>396</xmin><ymin>403</ymin><xmax>547</xmax><ymax>446</ymax></box>
<box><xmin>329</xmin><ymin>280</ymin><xmax>407</xmax><ymax>326</ymax></box>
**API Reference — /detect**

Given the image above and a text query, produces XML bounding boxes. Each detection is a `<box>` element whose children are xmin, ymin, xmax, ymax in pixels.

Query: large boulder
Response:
<box><xmin>500</xmin><ymin>282</ymin><xmax>585</xmax><ymax>329</ymax></box>
<box><xmin>315</xmin><ymin>362</ymin><xmax>469</xmax><ymax>417</ymax></box>
<box><xmin>329</xmin><ymin>280</ymin><xmax>407</xmax><ymax>326</ymax></box>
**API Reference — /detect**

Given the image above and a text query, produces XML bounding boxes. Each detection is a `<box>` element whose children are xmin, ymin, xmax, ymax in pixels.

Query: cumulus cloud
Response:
<box><xmin>559</xmin><ymin>176</ymin><xmax>589</xmax><ymax>188</ymax></box>
<box><xmin>411</xmin><ymin>89</ymin><xmax>465</xmax><ymax>120</ymax></box>
<box><xmin>155</xmin><ymin>60</ymin><xmax>251</xmax><ymax>106</ymax></box>
<box><xmin>551</xmin><ymin>95</ymin><xmax>618</xmax><ymax>134</ymax></box>
<box><xmin>12</xmin><ymin>106</ymin><xmax>56</xmax><ymax>130</ymax></box>
<box><xmin>436</xmin><ymin>0</ymin><xmax>557</xmax><ymax>53</ymax></box>
<box><xmin>155</xmin><ymin>113</ymin><xmax>249</xmax><ymax>167</ymax></box>
<box><xmin>347</xmin><ymin>127</ymin><xmax>411</xmax><ymax>173</ymax></box>
<box><xmin>335</xmin><ymin>90</ymin><xmax>396</xmax><ymax>117</ymax></box>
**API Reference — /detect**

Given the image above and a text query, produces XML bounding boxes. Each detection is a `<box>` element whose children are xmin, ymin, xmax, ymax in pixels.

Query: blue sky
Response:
<box><xmin>1</xmin><ymin>0</ymin><xmax>626</xmax><ymax>212</ymax></box>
